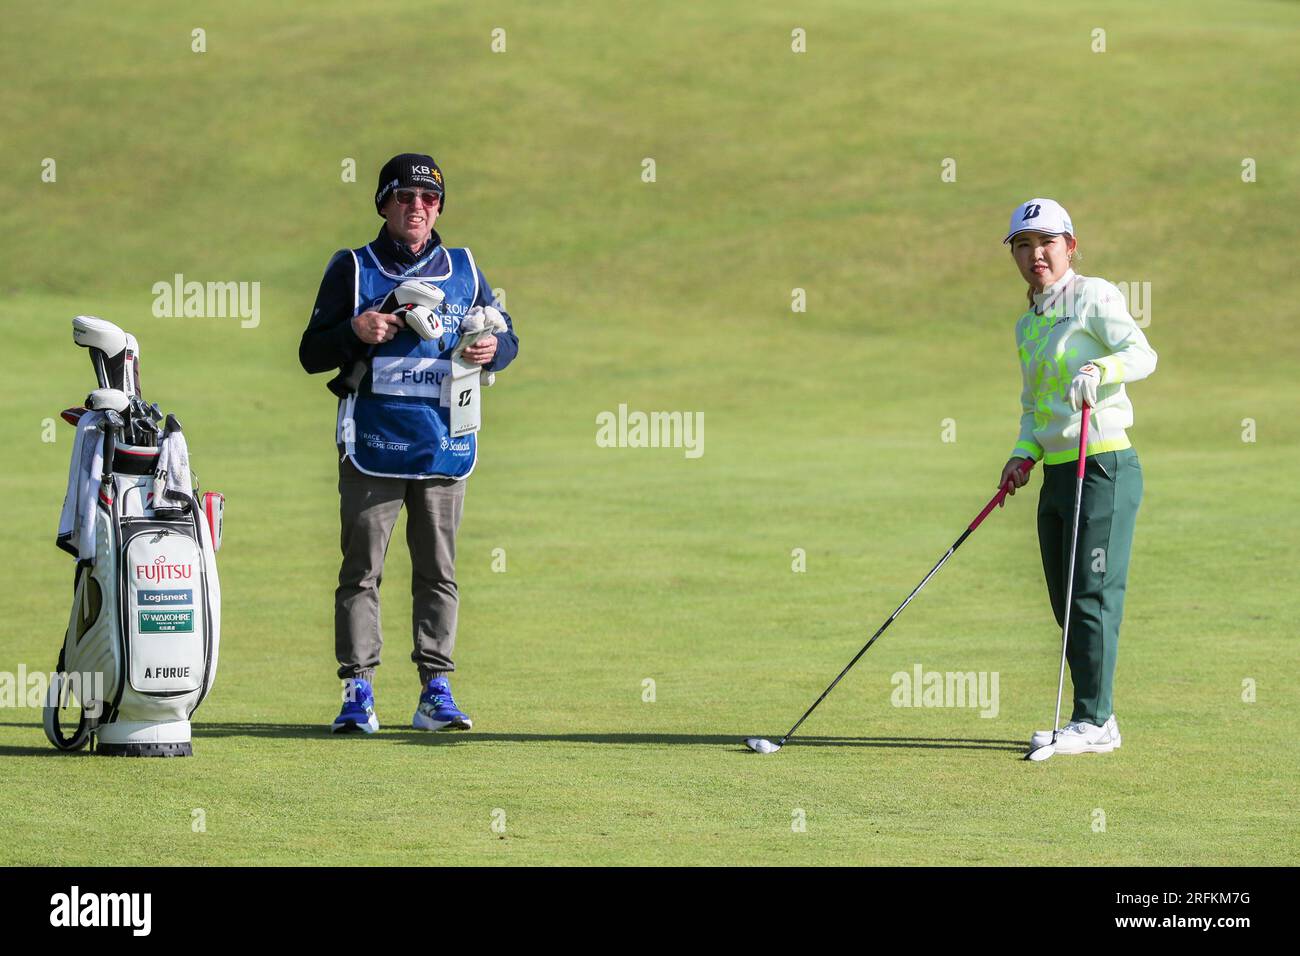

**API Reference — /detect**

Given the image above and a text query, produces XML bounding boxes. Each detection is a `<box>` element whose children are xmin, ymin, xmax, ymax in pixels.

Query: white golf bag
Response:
<box><xmin>44</xmin><ymin>316</ymin><xmax>223</xmax><ymax>757</ymax></box>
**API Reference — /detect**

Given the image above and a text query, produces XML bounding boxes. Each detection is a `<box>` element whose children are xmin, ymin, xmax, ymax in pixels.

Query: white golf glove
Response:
<box><xmin>458</xmin><ymin>307</ymin><xmax>508</xmax><ymax>385</ymax></box>
<box><xmin>1069</xmin><ymin>363</ymin><xmax>1101</xmax><ymax>411</ymax></box>
<box><xmin>459</xmin><ymin>305</ymin><xmax>508</xmax><ymax>335</ymax></box>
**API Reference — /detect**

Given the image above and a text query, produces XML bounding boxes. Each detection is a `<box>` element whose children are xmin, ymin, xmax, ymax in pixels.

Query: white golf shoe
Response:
<box><xmin>1032</xmin><ymin>715</ymin><xmax>1121</xmax><ymax>754</ymax></box>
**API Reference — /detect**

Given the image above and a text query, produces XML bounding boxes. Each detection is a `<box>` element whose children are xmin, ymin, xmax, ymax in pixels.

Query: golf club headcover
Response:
<box><xmin>379</xmin><ymin>279</ymin><xmax>445</xmax><ymax>316</ymax></box>
<box><xmin>86</xmin><ymin>388</ymin><xmax>130</xmax><ymax>413</ymax></box>
<box><xmin>72</xmin><ymin>315</ymin><xmax>128</xmax><ymax>357</ymax></box>
<box><xmin>402</xmin><ymin>304</ymin><xmax>442</xmax><ymax>341</ymax></box>
<box><xmin>377</xmin><ymin>280</ymin><xmax>447</xmax><ymax>341</ymax></box>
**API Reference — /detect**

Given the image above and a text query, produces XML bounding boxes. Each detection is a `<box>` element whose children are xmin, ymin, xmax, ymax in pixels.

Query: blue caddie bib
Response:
<box><xmin>337</xmin><ymin>242</ymin><xmax>481</xmax><ymax>479</ymax></box>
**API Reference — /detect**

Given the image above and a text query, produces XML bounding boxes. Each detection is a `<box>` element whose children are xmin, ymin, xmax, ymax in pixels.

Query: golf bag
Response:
<box><xmin>44</xmin><ymin>316</ymin><xmax>223</xmax><ymax>757</ymax></box>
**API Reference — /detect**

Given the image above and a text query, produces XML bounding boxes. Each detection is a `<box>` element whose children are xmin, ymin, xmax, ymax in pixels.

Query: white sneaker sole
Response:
<box><xmin>1053</xmin><ymin>737</ymin><xmax>1120</xmax><ymax>755</ymax></box>
<box><xmin>1029</xmin><ymin>731</ymin><xmax>1122</xmax><ymax>751</ymax></box>
<box><xmin>412</xmin><ymin>711</ymin><xmax>472</xmax><ymax>731</ymax></box>
<box><xmin>331</xmin><ymin>714</ymin><xmax>380</xmax><ymax>734</ymax></box>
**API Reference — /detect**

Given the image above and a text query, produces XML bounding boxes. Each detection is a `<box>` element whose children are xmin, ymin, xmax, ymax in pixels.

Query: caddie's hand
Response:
<box><xmin>462</xmin><ymin>333</ymin><xmax>498</xmax><ymax>367</ymax></box>
<box><xmin>998</xmin><ymin>457</ymin><xmax>1031</xmax><ymax>504</ymax></box>
<box><xmin>351</xmin><ymin>310</ymin><xmax>405</xmax><ymax>345</ymax></box>
<box><xmin>1068</xmin><ymin>363</ymin><xmax>1101</xmax><ymax>412</ymax></box>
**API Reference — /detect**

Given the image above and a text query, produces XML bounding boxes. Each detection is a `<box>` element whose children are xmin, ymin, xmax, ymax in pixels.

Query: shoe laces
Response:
<box><xmin>423</xmin><ymin>686</ymin><xmax>455</xmax><ymax>710</ymax></box>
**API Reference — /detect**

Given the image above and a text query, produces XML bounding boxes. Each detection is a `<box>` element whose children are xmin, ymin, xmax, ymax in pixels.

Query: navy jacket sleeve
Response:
<box><xmin>474</xmin><ymin>266</ymin><xmax>519</xmax><ymax>374</ymax></box>
<box><xmin>299</xmin><ymin>251</ymin><xmax>368</xmax><ymax>375</ymax></box>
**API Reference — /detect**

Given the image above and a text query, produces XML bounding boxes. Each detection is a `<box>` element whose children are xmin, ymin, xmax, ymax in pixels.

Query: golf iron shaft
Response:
<box><xmin>1027</xmin><ymin>402</ymin><xmax>1092</xmax><ymax>762</ymax></box>
<box><xmin>757</xmin><ymin>457</ymin><xmax>1036</xmax><ymax>752</ymax></box>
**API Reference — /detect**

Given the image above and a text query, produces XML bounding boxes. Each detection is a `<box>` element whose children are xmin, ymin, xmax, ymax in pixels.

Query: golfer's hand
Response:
<box><xmin>351</xmin><ymin>311</ymin><xmax>405</xmax><ymax>345</ymax></box>
<box><xmin>998</xmin><ymin>457</ymin><xmax>1031</xmax><ymax>503</ymax></box>
<box><xmin>461</xmin><ymin>333</ymin><xmax>498</xmax><ymax>367</ymax></box>
<box><xmin>1068</xmin><ymin>363</ymin><xmax>1101</xmax><ymax>412</ymax></box>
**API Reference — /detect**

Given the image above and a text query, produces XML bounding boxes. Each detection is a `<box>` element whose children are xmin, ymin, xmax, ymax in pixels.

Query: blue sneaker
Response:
<box><xmin>331</xmin><ymin>677</ymin><xmax>379</xmax><ymax>734</ymax></box>
<box><xmin>413</xmin><ymin>676</ymin><xmax>472</xmax><ymax>731</ymax></box>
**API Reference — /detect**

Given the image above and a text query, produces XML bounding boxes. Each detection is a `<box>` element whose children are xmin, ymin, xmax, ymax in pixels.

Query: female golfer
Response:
<box><xmin>997</xmin><ymin>198</ymin><xmax>1157</xmax><ymax>755</ymax></box>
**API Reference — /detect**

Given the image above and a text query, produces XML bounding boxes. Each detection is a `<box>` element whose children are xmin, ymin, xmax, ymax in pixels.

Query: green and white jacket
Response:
<box><xmin>1012</xmin><ymin>269</ymin><xmax>1157</xmax><ymax>465</ymax></box>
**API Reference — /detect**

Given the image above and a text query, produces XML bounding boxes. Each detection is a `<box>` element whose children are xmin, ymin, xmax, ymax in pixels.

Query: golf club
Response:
<box><xmin>72</xmin><ymin>315</ymin><xmax>127</xmax><ymax>391</ymax></box>
<box><xmin>73</xmin><ymin>316</ymin><xmax>153</xmax><ymax>443</ymax></box>
<box><xmin>128</xmin><ymin>396</ymin><xmax>160</xmax><ymax>446</ymax></box>
<box><xmin>745</xmin><ymin>456</ymin><xmax>1036</xmax><ymax>755</ymax></box>
<box><xmin>1025</xmin><ymin>403</ymin><xmax>1092</xmax><ymax>763</ymax></box>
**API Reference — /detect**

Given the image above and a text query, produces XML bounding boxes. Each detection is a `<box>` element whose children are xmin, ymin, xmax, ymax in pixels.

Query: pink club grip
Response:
<box><xmin>971</xmin><ymin>457</ymin><xmax>1036</xmax><ymax>532</ymax></box>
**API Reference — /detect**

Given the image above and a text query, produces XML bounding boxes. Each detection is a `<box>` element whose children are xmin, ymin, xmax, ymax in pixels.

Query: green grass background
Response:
<box><xmin>1</xmin><ymin>0</ymin><xmax>1297</xmax><ymax>865</ymax></box>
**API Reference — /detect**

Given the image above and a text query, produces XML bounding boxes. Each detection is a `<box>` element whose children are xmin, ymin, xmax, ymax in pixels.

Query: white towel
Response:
<box><xmin>57</xmin><ymin>411</ymin><xmax>106</xmax><ymax>560</ymax></box>
<box><xmin>153</xmin><ymin>430</ymin><xmax>193</xmax><ymax>505</ymax></box>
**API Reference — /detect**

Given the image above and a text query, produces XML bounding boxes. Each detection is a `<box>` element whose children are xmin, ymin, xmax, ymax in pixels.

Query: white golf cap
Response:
<box><xmin>1003</xmin><ymin>198</ymin><xmax>1074</xmax><ymax>244</ymax></box>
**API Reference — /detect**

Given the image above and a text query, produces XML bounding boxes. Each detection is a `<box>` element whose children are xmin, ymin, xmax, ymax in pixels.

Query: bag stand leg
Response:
<box><xmin>42</xmin><ymin>669</ymin><xmax>94</xmax><ymax>752</ymax></box>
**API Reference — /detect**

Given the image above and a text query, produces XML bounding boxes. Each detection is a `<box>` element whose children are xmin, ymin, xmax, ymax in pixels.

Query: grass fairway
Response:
<box><xmin>1</xmin><ymin>1</ymin><xmax>1297</xmax><ymax>866</ymax></box>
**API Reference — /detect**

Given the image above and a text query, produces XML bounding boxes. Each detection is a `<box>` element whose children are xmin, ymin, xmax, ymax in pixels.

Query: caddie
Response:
<box><xmin>299</xmin><ymin>152</ymin><xmax>519</xmax><ymax>734</ymax></box>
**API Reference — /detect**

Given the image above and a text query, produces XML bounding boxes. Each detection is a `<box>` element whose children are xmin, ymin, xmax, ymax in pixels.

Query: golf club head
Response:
<box><xmin>744</xmin><ymin>737</ymin><xmax>781</xmax><ymax>754</ymax></box>
<box><xmin>102</xmin><ymin>409</ymin><xmax>125</xmax><ymax>431</ymax></box>
<box><xmin>72</xmin><ymin>316</ymin><xmax>128</xmax><ymax>357</ymax></box>
<box><xmin>1029</xmin><ymin>729</ymin><xmax>1054</xmax><ymax>750</ymax></box>
<box><xmin>85</xmin><ymin>388</ymin><xmax>130</xmax><ymax>413</ymax></box>
<box><xmin>1025</xmin><ymin>744</ymin><xmax>1056</xmax><ymax>762</ymax></box>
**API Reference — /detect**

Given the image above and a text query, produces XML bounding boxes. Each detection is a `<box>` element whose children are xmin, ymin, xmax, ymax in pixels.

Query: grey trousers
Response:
<box><xmin>335</xmin><ymin>455</ymin><xmax>466</xmax><ymax>688</ymax></box>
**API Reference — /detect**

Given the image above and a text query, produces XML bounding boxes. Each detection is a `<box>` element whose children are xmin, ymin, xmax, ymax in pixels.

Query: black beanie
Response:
<box><xmin>375</xmin><ymin>153</ymin><xmax>445</xmax><ymax>214</ymax></box>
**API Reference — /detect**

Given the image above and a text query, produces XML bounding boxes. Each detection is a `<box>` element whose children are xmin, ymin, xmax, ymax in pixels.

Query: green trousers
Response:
<box><xmin>1036</xmin><ymin>447</ymin><xmax>1143</xmax><ymax>725</ymax></box>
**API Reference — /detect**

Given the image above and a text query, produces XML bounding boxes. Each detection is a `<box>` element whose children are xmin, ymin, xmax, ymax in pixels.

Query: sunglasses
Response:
<box><xmin>394</xmin><ymin>189</ymin><xmax>441</xmax><ymax>208</ymax></box>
